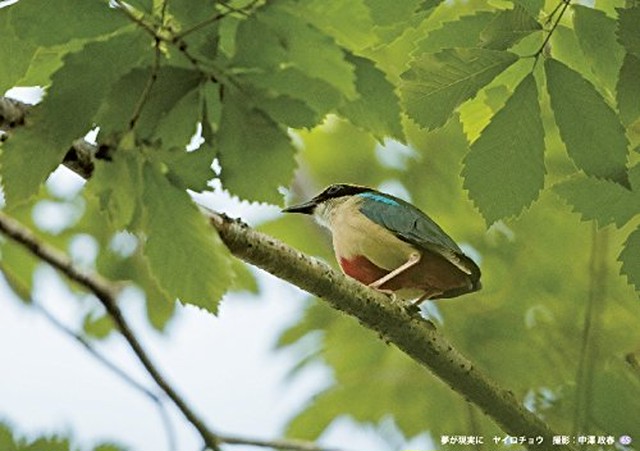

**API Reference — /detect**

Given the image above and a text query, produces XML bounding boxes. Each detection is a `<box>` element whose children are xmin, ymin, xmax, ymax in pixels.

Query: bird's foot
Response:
<box><xmin>370</xmin><ymin>286</ymin><xmax>397</xmax><ymax>302</ymax></box>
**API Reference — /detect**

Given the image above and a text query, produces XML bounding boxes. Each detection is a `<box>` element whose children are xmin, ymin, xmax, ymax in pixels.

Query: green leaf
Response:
<box><xmin>509</xmin><ymin>0</ymin><xmax>544</xmax><ymax>17</ymax></box>
<box><xmin>573</xmin><ymin>5</ymin><xmax>624</xmax><ymax>94</ymax></box>
<box><xmin>414</xmin><ymin>12</ymin><xmax>495</xmax><ymax>54</ymax></box>
<box><xmin>363</xmin><ymin>0</ymin><xmax>427</xmax><ymax>27</ymax></box>
<box><xmin>162</xmin><ymin>147</ymin><xmax>216</xmax><ymax>193</ymax></box>
<box><xmin>9</xmin><ymin>0</ymin><xmax>128</xmax><ymax>47</ymax></box>
<box><xmin>617</xmin><ymin>4</ymin><xmax>640</xmax><ymax>58</ymax></box>
<box><xmin>401</xmin><ymin>48</ymin><xmax>518</xmax><ymax>130</ymax></box>
<box><xmin>480</xmin><ymin>4</ymin><xmax>541</xmax><ymax>50</ymax></box>
<box><xmin>217</xmin><ymin>90</ymin><xmax>296</xmax><ymax>204</ymax></box>
<box><xmin>0</xmin><ymin>31</ymin><xmax>152</xmax><ymax>206</ymax></box>
<box><xmin>283</xmin><ymin>0</ymin><xmax>377</xmax><ymax>51</ymax></box>
<box><xmin>142</xmin><ymin>163</ymin><xmax>233</xmax><ymax>313</ymax></box>
<box><xmin>0</xmin><ymin>423</ymin><xmax>16</xmax><ymax>451</ymax></box>
<box><xmin>235</xmin><ymin>68</ymin><xmax>342</xmax><ymax>128</ymax></box>
<box><xmin>96</xmin><ymin>66</ymin><xmax>203</xmax><ymax>146</ymax></box>
<box><xmin>545</xmin><ymin>58</ymin><xmax>629</xmax><ymax>186</ymax></box>
<box><xmin>83</xmin><ymin>311</ymin><xmax>115</xmax><ymax>340</ymax></box>
<box><xmin>553</xmin><ymin>175</ymin><xmax>640</xmax><ymax>228</ymax></box>
<box><xmin>338</xmin><ymin>55</ymin><xmax>403</xmax><ymax>141</ymax></box>
<box><xmin>462</xmin><ymin>74</ymin><xmax>545</xmax><ymax>224</ymax></box>
<box><xmin>169</xmin><ymin>0</ymin><xmax>216</xmax><ymax>28</ymax></box>
<box><xmin>620</xmin><ymin>225</ymin><xmax>640</xmax><ymax>292</ymax></box>
<box><xmin>0</xmin><ymin>240</ymin><xmax>39</xmax><ymax>303</ymax></box>
<box><xmin>617</xmin><ymin>53</ymin><xmax>640</xmax><ymax>126</ymax></box>
<box><xmin>232</xmin><ymin>2</ymin><xmax>356</xmax><ymax>100</ymax></box>
<box><xmin>0</xmin><ymin>12</ymin><xmax>37</xmax><ymax>93</ymax></box>
<box><xmin>87</xmin><ymin>152</ymin><xmax>143</xmax><ymax>230</ymax></box>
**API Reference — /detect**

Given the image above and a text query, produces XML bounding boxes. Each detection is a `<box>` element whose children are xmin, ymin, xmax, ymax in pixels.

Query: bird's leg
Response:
<box><xmin>369</xmin><ymin>252</ymin><xmax>421</xmax><ymax>290</ymax></box>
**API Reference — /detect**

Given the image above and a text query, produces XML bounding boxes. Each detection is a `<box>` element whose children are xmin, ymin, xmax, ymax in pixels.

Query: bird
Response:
<box><xmin>283</xmin><ymin>183</ymin><xmax>481</xmax><ymax>307</ymax></box>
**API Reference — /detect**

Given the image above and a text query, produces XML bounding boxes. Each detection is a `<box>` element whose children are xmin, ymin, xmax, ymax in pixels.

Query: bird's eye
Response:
<box><xmin>327</xmin><ymin>185</ymin><xmax>341</xmax><ymax>196</ymax></box>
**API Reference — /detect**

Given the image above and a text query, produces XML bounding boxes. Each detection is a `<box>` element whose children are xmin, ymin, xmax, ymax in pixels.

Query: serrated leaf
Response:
<box><xmin>236</xmin><ymin>68</ymin><xmax>342</xmax><ymax>128</ymax></box>
<box><xmin>617</xmin><ymin>53</ymin><xmax>640</xmax><ymax>126</ymax></box>
<box><xmin>160</xmin><ymin>146</ymin><xmax>216</xmax><ymax>193</ymax></box>
<box><xmin>9</xmin><ymin>0</ymin><xmax>128</xmax><ymax>47</ymax></box>
<box><xmin>545</xmin><ymin>58</ymin><xmax>629</xmax><ymax>186</ymax></box>
<box><xmin>96</xmin><ymin>66</ymin><xmax>203</xmax><ymax>146</ymax></box>
<box><xmin>283</xmin><ymin>0</ymin><xmax>377</xmax><ymax>51</ymax></box>
<box><xmin>617</xmin><ymin>5</ymin><xmax>640</xmax><ymax>58</ymax></box>
<box><xmin>401</xmin><ymin>48</ymin><xmax>518</xmax><ymax>130</ymax></box>
<box><xmin>462</xmin><ymin>74</ymin><xmax>544</xmax><ymax>224</ymax></box>
<box><xmin>0</xmin><ymin>240</ymin><xmax>38</xmax><ymax>303</ymax></box>
<box><xmin>414</xmin><ymin>12</ymin><xmax>496</xmax><ymax>54</ymax></box>
<box><xmin>510</xmin><ymin>0</ymin><xmax>544</xmax><ymax>17</ymax></box>
<box><xmin>0</xmin><ymin>31</ymin><xmax>152</xmax><ymax>206</ymax></box>
<box><xmin>480</xmin><ymin>4</ymin><xmax>541</xmax><ymax>50</ymax></box>
<box><xmin>155</xmin><ymin>86</ymin><xmax>202</xmax><ymax>149</ymax></box>
<box><xmin>232</xmin><ymin>2</ymin><xmax>356</xmax><ymax>100</ymax></box>
<box><xmin>87</xmin><ymin>152</ymin><xmax>143</xmax><ymax>230</ymax></box>
<box><xmin>142</xmin><ymin>163</ymin><xmax>232</xmax><ymax>313</ymax></box>
<box><xmin>338</xmin><ymin>55</ymin><xmax>403</xmax><ymax>141</ymax></box>
<box><xmin>364</xmin><ymin>0</ymin><xmax>427</xmax><ymax>27</ymax></box>
<box><xmin>573</xmin><ymin>5</ymin><xmax>624</xmax><ymax>94</ymax></box>
<box><xmin>553</xmin><ymin>175</ymin><xmax>640</xmax><ymax>228</ymax></box>
<box><xmin>217</xmin><ymin>90</ymin><xmax>296</xmax><ymax>204</ymax></box>
<box><xmin>169</xmin><ymin>0</ymin><xmax>216</xmax><ymax>28</ymax></box>
<box><xmin>619</xmin><ymin>225</ymin><xmax>640</xmax><ymax>293</ymax></box>
<box><xmin>0</xmin><ymin>12</ymin><xmax>37</xmax><ymax>93</ymax></box>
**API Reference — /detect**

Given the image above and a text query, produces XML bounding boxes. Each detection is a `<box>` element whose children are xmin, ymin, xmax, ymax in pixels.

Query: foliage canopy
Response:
<box><xmin>1</xmin><ymin>0</ymin><xmax>640</xmax><ymax>448</ymax></box>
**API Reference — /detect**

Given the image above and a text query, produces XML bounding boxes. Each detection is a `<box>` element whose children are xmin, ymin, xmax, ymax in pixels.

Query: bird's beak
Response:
<box><xmin>282</xmin><ymin>199</ymin><xmax>317</xmax><ymax>214</ymax></box>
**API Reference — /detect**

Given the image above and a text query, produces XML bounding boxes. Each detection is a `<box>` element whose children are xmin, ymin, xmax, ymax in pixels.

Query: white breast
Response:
<box><xmin>314</xmin><ymin>196</ymin><xmax>415</xmax><ymax>271</ymax></box>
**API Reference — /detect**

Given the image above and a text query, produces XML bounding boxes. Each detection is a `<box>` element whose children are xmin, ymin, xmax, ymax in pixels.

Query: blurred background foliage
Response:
<box><xmin>1</xmin><ymin>0</ymin><xmax>640</xmax><ymax>448</ymax></box>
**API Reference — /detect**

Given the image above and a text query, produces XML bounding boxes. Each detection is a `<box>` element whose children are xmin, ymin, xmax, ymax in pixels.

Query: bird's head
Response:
<box><xmin>282</xmin><ymin>183</ymin><xmax>372</xmax><ymax>228</ymax></box>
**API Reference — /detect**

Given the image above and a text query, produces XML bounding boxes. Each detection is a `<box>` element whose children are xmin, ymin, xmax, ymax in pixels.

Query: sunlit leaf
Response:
<box><xmin>463</xmin><ymin>74</ymin><xmax>545</xmax><ymax>224</ymax></box>
<box><xmin>401</xmin><ymin>48</ymin><xmax>518</xmax><ymax>130</ymax></box>
<box><xmin>573</xmin><ymin>5</ymin><xmax>624</xmax><ymax>94</ymax></box>
<box><xmin>0</xmin><ymin>13</ymin><xmax>37</xmax><ymax>93</ymax></box>
<box><xmin>0</xmin><ymin>31</ymin><xmax>152</xmax><ymax>206</ymax></box>
<box><xmin>413</xmin><ymin>12</ymin><xmax>495</xmax><ymax>55</ymax></box>
<box><xmin>617</xmin><ymin>4</ymin><xmax>640</xmax><ymax>58</ymax></box>
<box><xmin>620</xmin><ymin>225</ymin><xmax>640</xmax><ymax>293</ymax></box>
<box><xmin>617</xmin><ymin>53</ymin><xmax>640</xmax><ymax>126</ymax></box>
<box><xmin>232</xmin><ymin>2</ymin><xmax>356</xmax><ymax>100</ymax></box>
<box><xmin>545</xmin><ymin>58</ymin><xmax>629</xmax><ymax>186</ymax></box>
<box><xmin>217</xmin><ymin>90</ymin><xmax>296</xmax><ymax>205</ymax></box>
<box><xmin>553</xmin><ymin>175</ymin><xmax>640</xmax><ymax>228</ymax></box>
<box><xmin>142</xmin><ymin>163</ymin><xmax>233</xmax><ymax>313</ymax></box>
<box><xmin>480</xmin><ymin>4</ymin><xmax>541</xmax><ymax>50</ymax></box>
<box><xmin>9</xmin><ymin>0</ymin><xmax>128</xmax><ymax>46</ymax></box>
<box><xmin>338</xmin><ymin>55</ymin><xmax>403</xmax><ymax>141</ymax></box>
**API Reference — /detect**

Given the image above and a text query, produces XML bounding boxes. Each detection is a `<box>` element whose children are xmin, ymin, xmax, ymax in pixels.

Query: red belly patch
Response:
<box><xmin>339</xmin><ymin>252</ymin><xmax>474</xmax><ymax>299</ymax></box>
<box><xmin>339</xmin><ymin>255</ymin><xmax>388</xmax><ymax>285</ymax></box>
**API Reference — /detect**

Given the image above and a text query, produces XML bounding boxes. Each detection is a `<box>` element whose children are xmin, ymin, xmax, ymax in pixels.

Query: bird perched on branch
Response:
<box><xmin>283</xmin><ymin>183</ymin><xmax>481</xmax><ymax>307</ymax></box>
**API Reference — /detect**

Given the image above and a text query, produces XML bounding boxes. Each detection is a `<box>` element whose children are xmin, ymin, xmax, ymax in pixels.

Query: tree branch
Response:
<box><xmin>32</xmin><ymin>301</ymin><xmax>178</xmax><ymax>451</ymax></box>
<box><xmin>0</xmin><ymin>95</ymin><xmax>573</xmax><ymax>448</ymax></box>
<box><xmin>207</xmin><ymin>213</ymin><xmax>570</xmax><ymax>451</ymax></box>
<box><xmin>0</xmin><ymin>211</ymin><xmax>347</xmax><ymax>451</ymax></box>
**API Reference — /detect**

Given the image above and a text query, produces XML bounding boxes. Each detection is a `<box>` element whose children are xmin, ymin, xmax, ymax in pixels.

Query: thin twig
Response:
<box><xmin>129</xmin><ymin>40</ymin><xmax>162</xmax><ymax>130</ymax></box>
<box><xmin>533</xmin><ymin>0</ymin><xmax>572</xmax><ymax>61</ymax></box>
<box><xmin>0</xmin><ymin>211</ymin><xmax>223</xmax><ymax>451</ymax></box>
<box><xmin>33</xmin><ymin>301</ymin><xmax>178</xmax><ymax>451</ymax></box>
<box><xmin>0</xmin><ymin>211</ymin><xmax>345</xmax><ymax>451</ymax></box>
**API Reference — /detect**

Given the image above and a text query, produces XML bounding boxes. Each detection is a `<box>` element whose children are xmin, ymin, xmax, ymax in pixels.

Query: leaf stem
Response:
<box><xmin>532</xmin><ymin>0</ymin><xmax>572</xmax><ymax>63</ymax></box>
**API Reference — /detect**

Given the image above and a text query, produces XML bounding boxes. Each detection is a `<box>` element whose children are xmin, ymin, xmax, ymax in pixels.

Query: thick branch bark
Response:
<box><xmin>0</xmin><ymin>96</ymin><xmax>572</xmax><ymax>449</ymax></box>
<box><xmin>209</xmin><ymin>214</ymin><xmax>563</xmax><ymax>449</ymax></box>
